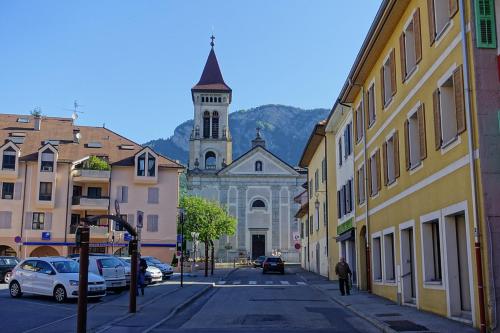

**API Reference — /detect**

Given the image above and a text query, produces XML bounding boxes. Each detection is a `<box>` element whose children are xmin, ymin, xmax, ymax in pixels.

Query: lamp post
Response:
<box><xmin>178</xmin><ymin>208</ymin><xmax>185</xmax><ymax>288</ymax></box>
<box><xmin>191</xmin><ymin>231</ymin><xmax>199</xmax><ymax>261</ymax></box>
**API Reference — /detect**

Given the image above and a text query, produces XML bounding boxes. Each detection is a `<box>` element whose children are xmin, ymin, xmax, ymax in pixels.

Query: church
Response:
<box><xmin>186</xmin><ymin>37</ymin><xmax>306</xmax><ymax>262</ymax></box>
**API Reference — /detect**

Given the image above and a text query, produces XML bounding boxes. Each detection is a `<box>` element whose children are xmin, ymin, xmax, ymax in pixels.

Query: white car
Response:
<box><xmin>73</xmin><ymin>256</ymin><xmax>126</xmax><ymax>290</ymax></box>
<box><xmin>9</xmin><ymin>257</ymin><xmax>106</xmax><ymax>303</ymax></box>
<box><xmin>118</xmin><ymin>257</ymin><xmax>163</xmax><ymax>284</ymax></box>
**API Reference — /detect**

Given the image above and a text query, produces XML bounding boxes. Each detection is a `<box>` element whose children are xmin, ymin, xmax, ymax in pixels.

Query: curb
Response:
<box><xmin>296</xmin><ymin>272</ymin><xmax>396</xmax><ymax>333</ymax></box>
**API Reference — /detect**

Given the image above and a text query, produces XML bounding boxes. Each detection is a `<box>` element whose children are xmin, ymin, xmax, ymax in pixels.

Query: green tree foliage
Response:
<box><xmin>83</xmin><ymin>156</ymin><xmax>111</xmax><ymax>171</ymax></box>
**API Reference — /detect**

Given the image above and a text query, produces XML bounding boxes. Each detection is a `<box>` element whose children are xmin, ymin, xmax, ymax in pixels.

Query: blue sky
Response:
<box><xmin>0</xmin><ymin>1</ymin><xmax>381</xmax><ymax>143</ymax></box>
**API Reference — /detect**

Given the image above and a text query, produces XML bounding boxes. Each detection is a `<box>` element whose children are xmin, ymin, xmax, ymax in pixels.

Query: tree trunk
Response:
<box><xmin>204</xmin><ymin>240</ymin><xmax>209</xmax><ymax>277</ymax></box>
<box><xmin>210</xmin><ymin>240</ymin><xmax>214</xmax><ymax>276</ymax></box>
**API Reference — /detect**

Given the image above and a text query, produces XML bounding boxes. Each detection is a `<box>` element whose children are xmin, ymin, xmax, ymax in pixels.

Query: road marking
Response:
<box><xmin>233</xmin><ymin>281</ymin><xmax>241</xmax><ymax>285</ymax></box>
<box><xmin>218</xmin><ymin>281</ymin><xmax>226</xmax><ymax>285</ymax></box>
<box><xmin>249</xmin><ymin>281</ymin><xmax>257</xmax><ymax>285</ymax></box>
<box><xmin>265</xmin><ymin>281</ymin><xmax>273</xmax><ymax>285</ymax></box>
<box><xmin>296</xmin><ymin>281</ymin><xmax>307</xmax><ymax>286</ymax></box>
<box><xmin>280</xmin><ymin>281</ymin><xmax>290</xmax><ymax>285</ymax></box>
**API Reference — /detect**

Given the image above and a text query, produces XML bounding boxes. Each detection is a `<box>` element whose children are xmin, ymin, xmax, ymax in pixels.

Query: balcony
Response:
<box><xmin>73</xmin><ymin>169</ymin><xmax>110</xmax><ymax>183</ymax></box>
<box><xmin>72</xmin><ymin>196</ymin><xmax>109</xmax><ymax>211</ymax></box>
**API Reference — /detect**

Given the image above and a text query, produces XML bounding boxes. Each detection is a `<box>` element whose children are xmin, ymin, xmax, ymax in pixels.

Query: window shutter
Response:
<box><xmin>116</xmin><ymin>186</ymin><xmax>123</xmax><ymax>202</ymax></box>
<box><xmin>380</xmin><ymin>66</ymin><xmax>386</xmax><ymax>108</ymax></box>
<box><xmin>44</xmin><ymin>213</ymin><xmax>52</xmax><ymax>230</ymax></box>
<box><xmin>449</xmin><ymin>0</ymin><xmax>459</xmax><ymax>18</ymax></box>
<box><xmin>376</xmin><ymin>150</ymin><xmax>382</xmax><ymax>191</ymax></box>
<box><xmin>433</xmin><ymin>89</ymin><xmax>442</xmax><ymax>150</ymax></box>
<box><xmin>0</xmin><ymin>183</ymin><xmax>2</xmax><ymax>198</ymax></box>
<box><xmin>390</xmin><ymin>49</ymin><xmax>397</xmax><ymax>96</ymax></box>
<box><xmin>148</xmin><ymin>187</ymin><xmax>159</xmax><ymax>204</ymax></box>
<box><xmin>356</xmin><ymin>169</ymin><xmax>360</xmax><ymax>204</ymax></box>
<box><xmin>453</xmin><ymin>65</ymin><xmax>466</xmax><ymax>134</ymax></box>
<box><xmin>14</xmin><ymin>182</ymin><xmax>22</xmax><ymax>200</ymax></box>
<box><xmin>418</xmin><ymin>104</ymin><xmax>428</xmax><ymax>160</ymax></box>
<box><xmin>25</xmin><ymin>212</ymin><xmax>32</xmax><ymax>230</ymax></box>
<box><xmin>337</xmin><ymin>191</ymin><xmax>341</xmax><ymax>218</ymax></box>
<box><xmin>427</xmin><ymin>0</ymin><xmax>436</xmax><ymax>45</ymax></box>
<box><xmin>355</xmin><ymin>109</ymin><xmax>360</xmax><ymax>142</ymax></box>
<box><xmin>394</xmin><ymin>131</ymin><xmax>400</xmax><ymax>178</ymax></box>
<box><xmin>128</xmin><ymin>214</ymin><xmax>135</xmax><ymax>227</ymax></box>
<box><xmin>349</xmin><ymin>179</ymin><xmax>353</xmax><ymax>212</ymax></box>
<box><xmin>475</xmin><ymin>0</ymin><xmax>497</xmax><ymax>48</ymax></box>
<box><xmin>122</xmin><ymin>186</ymin><xmax>128</xmax><ymax>203</ymax></box>
<box><xmin>367</xmin><ymin>158</ymin><xmax>372</xmax><ymax>196</ymax></box>
<box><xmin>400</xmin><ymin>32</ymin><xmax>407</xmax><ymax>81</ymax></box>
<box><xmin>414</xmin><ymin>9</ymin><xmax>422</xmax><ymax>63</ymax></box>
<box><xmin>404</xmin><ymin>120</ymin><xmax>411</xmax><ymax>170</ymax></box>
<box><xmin>382</xmin><ymin>142</ymin><xmax>388</xmax><ymax>186</ymax></box>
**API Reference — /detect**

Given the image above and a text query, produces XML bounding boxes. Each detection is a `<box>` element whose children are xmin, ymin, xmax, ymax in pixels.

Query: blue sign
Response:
<box><xmin>41</xmin><ymin>232</ymin><xmax>51</xmax><ymax>241</ymax></box>
<box><xmin>124</xmin><ymin>233</ymin><xmax>132</xmax><ymax>241</ymax></box>
<box><xmin>177</xmin><ymin>234</ymin><xmax>183</xmax><ymax>243</ymax></box>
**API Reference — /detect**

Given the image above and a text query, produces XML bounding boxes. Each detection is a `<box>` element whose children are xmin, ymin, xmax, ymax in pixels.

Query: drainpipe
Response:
<box><xmin>458</xmin><ymin>1</ymin><xmax>486</xmax><ymax>331</ymax></box>
<box><xmin>307</xmin><ymin>170</ymin><xmax>310</xmax><ymax>271</ymax></box>
<box><xmin>320</xmin><ymin>131</ymin><xmax>330</xmax><ymax>279</ymax></box>
<box><xmin>19</xmin><ymin>162</ymin><xmax>28</xmax><ymax>258</ymax></box>
<box><xmin>64</xmin><ymin>163</ymin><xmax>71</xmax><ymax>245</ymax></box>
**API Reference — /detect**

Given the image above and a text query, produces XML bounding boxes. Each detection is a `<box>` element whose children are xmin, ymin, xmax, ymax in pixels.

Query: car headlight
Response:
<box><xmin>69</xmin><ymin>280</ymin><xmax>79</xmax><ymax>286</ymax></box>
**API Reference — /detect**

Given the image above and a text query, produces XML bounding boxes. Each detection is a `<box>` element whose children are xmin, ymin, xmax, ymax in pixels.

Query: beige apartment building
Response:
<box><xmin>0</xmin><ymin>114</ymin><xmax>183</xmax><ymax>262</ymax></box>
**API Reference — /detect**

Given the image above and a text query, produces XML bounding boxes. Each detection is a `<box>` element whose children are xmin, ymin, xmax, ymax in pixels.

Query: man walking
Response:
<box><xmin>335</xmin><ymin>257</ymin><xmax>352</xmax><ymax>296</ymax></box>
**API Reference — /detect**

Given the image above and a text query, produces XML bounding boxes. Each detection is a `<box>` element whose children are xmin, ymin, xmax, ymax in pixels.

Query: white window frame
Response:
<box><xmin>372</xmin><ymin>232</ymin><xmax>383</xmax><ymax>282</ymax></box>
<box><xmin>437</xmin><ymin>67</ymin><xmax>459</xmax><ymax>147</ymax></box>
<box><xmin>382</xmin><ymin>54</ymin><xmax>393</xmax><ymax>107</ymax></box>
<box><xmin>420</xmin><ymin>210</ymin><xmax>445</xmax><ymax>290</ymax></box>
<box><xmin>367</xmin><ymin>83</ymin><xmax>376</xmax><ymax>128</ymax></box>
<box><xmin>370</xmin><ymin>152</ymin><xmax>379</xmax><ymax>197</ymax></box>
<box><xmin>357</xmin><ymin>164</ymin><xmax>366</xmax><ymax>205</ymax></box>
<box><xmin>383</xmin><ymin>227</ymin><xmax>396</xmax><ymax>283</ymax></box>
<box><xmin>403</xmin><ymin>16</ymin><xmax>417</xmax><ymax>78</ymax></box>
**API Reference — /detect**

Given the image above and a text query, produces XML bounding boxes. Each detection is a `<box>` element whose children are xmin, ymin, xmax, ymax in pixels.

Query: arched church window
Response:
<box><xmin>203</xmin><ymin>111</ymin><xmax>210</xmax><ymax>138</ymax></box>
<box><xmin>210</xmin><ymin>97</ymin><xmax>213</xmax><ymax>103</ymax></box>
<box><xmin>201</xmin><ymin>97</ymin><xmax>205</xmax><ymax>102</ymax></box>
<box><xmin>218</xmin><ymin>97</ymin><xmax>221</xmax><ymax>103</ymax></box>
<box><xmin>205</xmin><ymin>151</ymin><xmax>216</xmax><ymax>169</ymax></box>
<box><xmin>255</xmin><ymin>160</ymin><xmax>263</xmax><ymax>172</ymax></box>
<box><xmin>212</xmin><ymin>111</ymin><xmax>219</xmax><ymax>139</ymax></box>
<box><xmin>251</xmin><ymin>199</ymin><xmax>266</xmax><ymax>208</ymax></box>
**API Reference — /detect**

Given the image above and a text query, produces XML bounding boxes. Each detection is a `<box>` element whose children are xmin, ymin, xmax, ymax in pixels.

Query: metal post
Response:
<box><xmin>129</xmin><ymin>239</ymin><xmax>138</xmax><ymax>313</ymax></box>
<box><xmin>76</xmin><ymin>226</ymin><xmax>90</xmax><ymax>333</ymax></box>
<box><xmin>180</xmin><ymin>221</ymin><xmax>184</xmax><ymax>288</ymax></box>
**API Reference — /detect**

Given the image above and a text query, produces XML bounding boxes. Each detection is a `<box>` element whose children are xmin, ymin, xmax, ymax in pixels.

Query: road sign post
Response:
<box><xmin>76</xmin><ymin>226</ymin><xmax>90</xmax><ymax>333</ymax></box>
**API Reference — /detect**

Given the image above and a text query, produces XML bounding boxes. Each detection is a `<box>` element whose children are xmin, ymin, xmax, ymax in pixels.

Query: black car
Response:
<box><xmin>0</xmin><ymin>256</ymin><xmax>19</xmax><ymax>283</ymax></box>
<box><xmin>253</xmin><ymin>256</ymin><xmax>267</xmax><ymax>268</ymax></box>
<box><xmin>262</xmin><ymin>257</ymin><xmax>285</xmax><ymax>275</ymax></box>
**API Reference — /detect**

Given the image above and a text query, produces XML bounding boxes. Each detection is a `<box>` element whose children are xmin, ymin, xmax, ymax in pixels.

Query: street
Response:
<box><xmin>0</xmin><ymin>266</ymin><xmax>379</xmax><ymax>333</ymax></box>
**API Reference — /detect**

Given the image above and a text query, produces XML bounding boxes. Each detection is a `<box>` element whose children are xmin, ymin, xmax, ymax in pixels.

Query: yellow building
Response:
<box><xmin>329</xmin><ymin>0</ymin><xmax>499</xmax><ymax>330</ymax></box>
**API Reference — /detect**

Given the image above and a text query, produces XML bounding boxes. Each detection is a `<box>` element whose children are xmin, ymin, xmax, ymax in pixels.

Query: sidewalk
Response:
<box><xmin>296</xmin><ymin>269</ymin><xmax>478</xmax><ymax>333</ymax></box>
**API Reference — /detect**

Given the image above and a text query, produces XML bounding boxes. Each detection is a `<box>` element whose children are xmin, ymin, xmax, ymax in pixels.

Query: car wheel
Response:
<box><xmin>9</xmin><ymin>281</ymin><xmax>22</xmax><ymax>298</ymax></box>
<box><xmin>54</xmin><ymin>285</ymin><xmax>67</xmax><ymax>303</ymax></box>
<box><xmin>4</xmin><ymin>271</ymin><xmax>12</xmax><ymax>284</ymax></box>
<box><xmin>164</xmin><ymin>276</ymin><xmax>171</xmax><ymax>280</ymax></box>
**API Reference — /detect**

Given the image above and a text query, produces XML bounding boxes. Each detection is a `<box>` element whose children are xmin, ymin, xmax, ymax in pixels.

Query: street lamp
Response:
<box><xmin>191</xmin><ymin>231</ymin><xmax>199</xmax><ymax>261</ymax></box>
<box><xmin>178</xmin><ymin>208</ymin><xmax>186</xmax><ymax>288</ymax></box>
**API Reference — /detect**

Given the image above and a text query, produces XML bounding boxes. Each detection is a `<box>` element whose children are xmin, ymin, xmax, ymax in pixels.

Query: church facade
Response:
<box><xmin>186</xmin><ymin>39</ymin><xmax>306</xmax><ymax>262</ymax></box>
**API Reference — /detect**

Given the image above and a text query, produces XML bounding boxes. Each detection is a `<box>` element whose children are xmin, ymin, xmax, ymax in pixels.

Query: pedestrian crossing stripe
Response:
<box><xmin>249</xmin><ymin>281</ymin><xmax>257</xmax><ymax>284</ymax></box>
<box><xmin>218</xmin><ymin>281</ymin><xmax>226</xmax><ymax>285</ymax></box>
<box><xmin>297</xmin><ymin>281</ymin><xmax>307</xmax><ymax>285</ymax></box>
<box><xmin>265</xmin><ymin>281</ymin><xmax>273</xmax><ymax>284</ymax></box>
<box><xmin>233</xmin><ymin>281</ymin><xmax>241</xmax><ymax>285</ymax></box>
<box><xmin>280</xmin><ymin>281</ymin><xmax>290</xmax><ymax>285</ymax></box>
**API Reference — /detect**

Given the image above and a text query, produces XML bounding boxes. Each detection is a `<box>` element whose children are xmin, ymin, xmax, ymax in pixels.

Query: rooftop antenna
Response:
<box><xmin>64</xmin><ymin>100</ymin><xmax>84</xmax><ymax>121</ymax></box>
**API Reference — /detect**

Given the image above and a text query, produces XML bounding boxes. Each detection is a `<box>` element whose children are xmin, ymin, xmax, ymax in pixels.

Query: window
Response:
<box><xmin>70</xmin><ymin>214</ymin><xmax>80</xmax><ymax>234</ymax></box>
<box><xmin>383</xmin><ymin>132</ymin><xmax>400</xmax><ymax>185</ymax></box>
<box><xmin>381</xmin><ymin>49</ymin><xmax>396</xmax><ymax>107</ymax></box>
<box><xmin>372</xmin><ymin>236</ymin><xmax>382</xmax><ymax>280</ymax></box>
<box><xmin>300</xmin><ymin>222</ymin><xmax>304</xmax><ymax>238</ymax></box>
<box><xmin>309</xmin><ymin>180</ymin><xmax>313</xmax><ymax>199</ymax></box>
<box><xmin>212</xmin><ymin>111</ymin><xmax>219</xmax><ymax>138</ymax></box>
<box><xmin>0</xmin><ymin>211</ymin><xmax>12</xmax><ymax>229</ymax></box>
<box><xmin>475</xmin><ymin>0</ymin><xmax>497</xmax><ymax>48</ymax></box>
<box><xmin>305</xmin><ymin>218</ymin><xmax>309</xmax><ymax>237</ymax></box>
<box><xmin>323</xmin><ymin>202</ymin><xmax>327</xmax><ymax>226</ymax></box>
<box><xmin>251</xmin><ymin>199</ymin><xmax>266</xmax><ymax>208</ymax></box>
<box><xmin>314</xmin><ymin>169</ymin><xmax>319</xmax><ymax>192</ymax></box>
<box><xmin>2</xmin><ymin>147</ymin><xmax>16</xmax><ymax>170</ymax></box>
<box><xmin>255</xmin><ymin>160</ymin><xmax>263</xmax><ymax>172</ymax></box>
<box><xmin>338</xmin><ymin>139</ymin><xmax>343</xmax><ymax>166</ymax></box>
<box><xmin>118</xmin><ymin>186</ymin><xmax>128</xmax><ymax>203</ymax></box>
<box><xmin>137</xmin><ymin>153</ymin><xmax>146</xmax><ymax>176</ymax></box>
<box><xmin>315</xmin><ymin>205</ymin><xmax>319</xmax><ymax>230</ymax></box>
<box><xmin>321</xmin><ymin>158</ymin><xmax>326</xmax><ymax>183</ymax></box>
<box><xmin>148</xmin><ymin>187</ymin><xmax>159</xmax><ymax>204</ymax></box>
<box><xmin>428</xmin><ymin>0</ymin><xmax>457</xmax><ymax>44</ymax></box>
<box><xmin>40</xmin><ymin>148</ymin><xmax>55</xmax><ymax>172</ymax></box>
<box><xmin>355</xmin><ymin>104</ymin><xmax>364</xmax><ymax>143</ymax></box>
<box><xmin>87</xmin><ymin>187</ymin><xmax>102</xmax><ymax>199</ymax></box>
<box><xmin>367</xmin><ymin>84</ymin><xmax>376</xmax><ymax>127</ymax></box>
<box><xmin>309</xmin><ymin>215</ymin><xmax>313</xmax><ymax>235</ymax></box>
<box><xmin>147</xmin><ymin>154</ymin><xmax>156</xmax><ymax>176</ymax></box>
<box><xmin>346</xmin><ymin>179</ymin><xmax>353</xmax><ymax>213</ymax></box>
<box><xmin>32</xmin><ymin>212</ymin><xmax>45</xmax><ymax>230</ymax></box>
<box><xmin>422</xmin><ymin>220</ymin><xmax>442</xmax><ymax>282</ymax></box>
<box><xmin>434</xmin><ymin>66</ymin><xmax>466</xmax><ymax>149</ymax></box>
<box><xmin>36</xmin><ymin>261</ymin><xmax>54</xmax><ymax>275</ymax></box>
<box><xmin>205</xmin><ymin>151</ymin><xmax>216</xmax><ymax>169</ymax></box>
<box><xmin>39</xmin><ymin>182</ymin><xmax>52</xmax><ymax>201</ymax></box>
<box><xmin>405</xmin><ymin>106</ymin><xmax>427</xmax><ymax>170</ymax></box>
<box><xmin>344</xmin><ymin>123</ymin><xmax>352</xmax><ymax>158</ymax></box>
<box><xmin>146</xmin><ymin>215</ymin><xmax>158</xmax><ymax>232</ymax></box>
<box><xmin>400</xmin><ymin>10</ymin><xmax>422</xmax><ymax>82</ymax></box>
<box><xmin>115</xmin><ymin>214</ymin><xmax>127</xmax><ymax>231</ymax></box>
<box><xmin>203</xmin><ymin>111</ymin><xmax>210</xmax><ymax>138</ymax></box>
<box><xmin>2</xmin><ymin>183</ymin><xmax>14</xmax><ymax>200</ymax></box>
<box><xmin>357</xmin><ymin>165</ymin><xmax>366</xmax><ymax>204</ymax></box>
<box><xmin>368</xmin><ymin>150</ymin><xmax>381</xmax><ymax>197</ymax></box>
<box><xmin>384</xmin><ymin>232</ymin><xmax>395</xmax><ymax>281</ymax></box>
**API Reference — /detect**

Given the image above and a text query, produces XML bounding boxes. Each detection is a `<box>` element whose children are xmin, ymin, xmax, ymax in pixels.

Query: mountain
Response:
<box><xmin>144</xmin><ymin>104</ymin><xmax>330</xmax><ymax>166</ymax></box>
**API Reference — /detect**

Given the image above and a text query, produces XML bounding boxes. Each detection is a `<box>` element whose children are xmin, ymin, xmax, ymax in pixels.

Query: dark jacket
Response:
<box><xmin>335</xmin><ymin>261</ymin><xmax>352</xmax><ymax>279</ymax></box>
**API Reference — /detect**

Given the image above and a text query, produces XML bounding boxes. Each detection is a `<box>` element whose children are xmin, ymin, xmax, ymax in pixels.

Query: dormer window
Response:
<box><xmin>2</xmin><ymin>147</ymin><xmax>16</xmax><ymax>170</ymax></box>
<box><xmin>40</xmin><ymin>148</ymin><xmax>54</xmax><ymax>172</ymax></box>
<box><xmin>137</xmin><ymin>153</ymin><xmax>146</xmax><ymax>176</ymax></box>
<box><xmin>137</xmin><ymin>152</ymin><xmax>156</xmax><ymax>177</ymax></box>
<box><xmin>147</xmin><ymin>154</ymin><xmax>156</xmax><ymax>176</ymax></box>
<box><xmin>255</xmin><ymin>160</ymin><xmax>263</xmax><ymax>172</ymax></box>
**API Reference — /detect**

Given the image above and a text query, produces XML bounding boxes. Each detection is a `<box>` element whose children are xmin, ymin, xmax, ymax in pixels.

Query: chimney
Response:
<box><xmin>34</xmin><ymin>116</ymin><xmax>41</xmax><ymax>131</ymax></box>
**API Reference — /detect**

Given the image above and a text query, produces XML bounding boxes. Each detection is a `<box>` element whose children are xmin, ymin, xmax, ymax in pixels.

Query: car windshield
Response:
<box><xmin>258</xmin><ymin>256</ymin><xmax>266</xmax><ymax>260</ymax></box>
<box><xmin>266</xmin><ymin>258</ymin><xmax>282</xmax><ymax>263</ymax></box>
<box><xmin>0</xmin><ymin>258</ymin><xmax>19</xmax><ymax>265</ymax></box>
<box><xmin>146</xmin><ymin>258</ymin><xmax>162</xmax><ymax>264</ymax></box>
<box><xmin>120</xmin><ymin>258</ymin><xmax>131</xmax><ymax>264</ymax></box>
<box><xmin>51</xmin><ymin>260</ymin><xmax>79</xmax><ymax>273</ymax></box>
<box><xmin>98</xmin><ymin>258</ymin><xmax>123</xmax><ymax>268</ymax></box>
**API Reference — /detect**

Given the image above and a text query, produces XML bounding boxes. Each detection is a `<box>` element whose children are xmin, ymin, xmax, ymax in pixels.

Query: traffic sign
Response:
<box><xmin>292</xmin><ymin>232</ymin><xmax>300</xmax><ymax>241</ymax></box>
<box><xmin>124</xmin><ymin>233</ymin><xmax>132</xmax><ymax>241</ymax></box>
<box><xmin>14</xmin><ymin>236</ymin><xmax>21</xmax><ymax>243</ymax></box>
<box><xmin>42</xmin><ymin>232</ymin><xmax>51</xmax><ymax>241</ymax></box>
<box><xmin>294</xmin><ymin>243</ymin><xmax>301</xmax><ymax>250</ymax></box>
<box><xmin>137</xmin><ymin>211</ymin><xmax>144</xmax><ymax>229</ymax></box>
<box><xmin>177</xmin><ymin>234</ymin><xmax>183</xmax><ymax>243</ymax></box>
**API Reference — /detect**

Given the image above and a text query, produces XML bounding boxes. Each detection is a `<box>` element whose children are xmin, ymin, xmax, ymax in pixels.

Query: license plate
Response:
<box><xmin>89</xmin><ymin>287</ymin><xmax>97</xmax><ymax>291</ymax></box>
<box><xmin>112</xmin><ymin>282</ymin><xmax>120</xmax><ymax>286</ymax></box>
<box><xmin>271</xmin><ymin>263</ymin><xmax>277</xmax><ymax>266</ymax></box>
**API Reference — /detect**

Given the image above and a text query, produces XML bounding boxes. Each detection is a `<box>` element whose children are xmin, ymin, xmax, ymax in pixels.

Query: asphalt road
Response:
<box><xmin>151</xmin><ymin>266</ymin><xmax>379</xmax><ymax>333</ymax></box>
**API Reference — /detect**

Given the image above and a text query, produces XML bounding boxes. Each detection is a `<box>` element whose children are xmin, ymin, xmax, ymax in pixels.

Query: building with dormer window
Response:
<box><xmin>0</xmin><ymin>114</ymin><xmax>183</xmax><ymax>262</ymax></box>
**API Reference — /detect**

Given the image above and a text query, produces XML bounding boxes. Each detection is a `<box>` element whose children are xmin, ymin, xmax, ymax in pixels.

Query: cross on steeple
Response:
<box><xmin>256</xmin><ymin>127</ymin><xmax>261</xmax><ymax>138</ymax></box>
<box><xmin>210</xmin><ymin>35</ymin><xmax>215</xmax><ymax>48</ymax></box>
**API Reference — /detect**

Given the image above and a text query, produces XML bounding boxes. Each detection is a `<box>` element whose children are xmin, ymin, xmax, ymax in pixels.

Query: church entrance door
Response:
<box><xmin>251</xmin><ymin>234</ymin><xmax>265</xmax><ymax>259</ymax></box>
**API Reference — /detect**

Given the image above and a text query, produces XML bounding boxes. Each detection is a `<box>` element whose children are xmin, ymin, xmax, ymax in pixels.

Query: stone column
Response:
<box><xmin>237</xmin><ymin>186</ymin><xmax>247</xmax><ymax>251</ymax></box>
<box><xmin>271</xmin><ymin>185</ymin><xmax>280</xmax><ymax>249</ymax></box>
<box><xmin>218</xmin><ymin>185</ymin><xmax>229</xmax><ymax>250</ymax></box>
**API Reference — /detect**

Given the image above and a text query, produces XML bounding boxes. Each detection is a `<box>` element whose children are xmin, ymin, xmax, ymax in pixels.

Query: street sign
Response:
<box><xmin>177</xmin><ymin>234</ymin><xmax>183</xmax><ymax>243</ymax></box>
<box><xmin>42</xmin><ymin>232</ymin><xmax>51</xmax><ymax>241</ymax></box>
<box><xmin>75</xmin><ymin>227</ymin><xmax>90</xmax><ymax>246</ymax></box>
<box><xmin>137</xmin><ymin>211</ymin><xmax>144</xmax><ymax>229</ymax></box>
<box><xmin>294</xmin><ymin>243</ymin><xmax>301</xmax><ymax>250</ymax></box>
<box><xmin>292</xmin><ymin>232</ymin><xmax>300</xmax><ymax>241</ymax></box>
<box><xmin>14</xmin><ymin>236</ymin><xmax>21</xmax><ymax>243</ymax></box>
<box><xmin>177</xmin><ymin>251</ymin><xmax>181</xmax><ymax>257</ymax></box>
<box><xmin>124</xmin><ymin>233</ymin><xmax>132</xmax><ymax>241</ymax></box>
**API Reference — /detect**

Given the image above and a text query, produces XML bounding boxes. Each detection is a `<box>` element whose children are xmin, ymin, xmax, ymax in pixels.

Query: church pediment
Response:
<box><xmin>218</xmin><ymin>147</ymin><xmax>299</xmax><ymax>176</ymax></box>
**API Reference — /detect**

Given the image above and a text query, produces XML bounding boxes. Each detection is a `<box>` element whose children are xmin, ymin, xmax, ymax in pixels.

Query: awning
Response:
<box><xmin>336</xmin><ymin>229</ymin><xmax>355</xmax><ymax>243</ymax></box>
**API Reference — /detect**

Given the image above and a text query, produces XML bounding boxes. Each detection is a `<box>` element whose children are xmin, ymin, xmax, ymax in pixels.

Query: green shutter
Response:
<box><xmin>475</xmin><ymin>0</ymin><xmax>497</xmax><ymax>48</ymax></box>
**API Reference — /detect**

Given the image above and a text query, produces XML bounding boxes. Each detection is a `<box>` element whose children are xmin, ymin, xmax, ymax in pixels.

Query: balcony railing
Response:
<box><xmin>73</xmin><ymin>169</ymin><xmax>111</xmax><ymax>182</ymax></box>
<box><xmin>72</xmin><ymin>196</ymin><xmax>109</xmax><ymax>209</ymax></box>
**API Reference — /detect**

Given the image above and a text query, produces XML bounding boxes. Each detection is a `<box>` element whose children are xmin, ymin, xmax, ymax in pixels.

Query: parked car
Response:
<box><xmin>142</xmin><ymin>256</ymin><xmax>174</xmax><ymax>280</ymax></box>
<box><xmin>262</xmin><ymin>257</ymin><xmax>285</xmax><ymax>274</ymax></box>
<box><xmin>73</xmin><ymin>255</ymin><xmax>126</xmax><ymax>290</ymax></box>
<box><xmin>9</xmin><ymin>257</ymin><xmax>106</xmax><ymax>303</ymax></box>
<box><xmin>115</xmin><ymin>257</ymin><xmax>132</xmax><ymax>286</ymax></box>
<box><xmin>118</xmin><ymin>257</ymin><xmax>163</xmax><ymax>285</ymax></box>
<box><xmin>253</xmin><ymin>256</ymin><xmax>267</xmax><ymax>268</ymax></box>
<box><xmin>0</xmin><ymin>256</ymin><xmax>19</xmax><ymax>283</ymax></box>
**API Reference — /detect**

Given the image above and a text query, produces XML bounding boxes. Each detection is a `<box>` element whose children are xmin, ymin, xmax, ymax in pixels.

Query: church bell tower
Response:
<box><xmin>189</xmin><ymin>35</ymin><xmax>233</xmax><ymax>172</ymax></box>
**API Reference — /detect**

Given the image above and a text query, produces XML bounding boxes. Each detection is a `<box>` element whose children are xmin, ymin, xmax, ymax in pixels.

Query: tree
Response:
<box><xmin>180</xmin><ymin>196</ymin><xmax>236</xmax><ymax>276</ymax></box>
